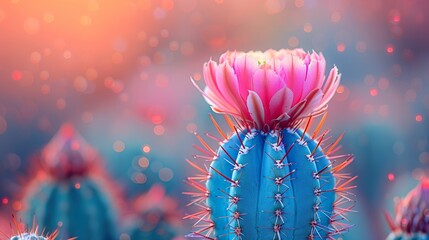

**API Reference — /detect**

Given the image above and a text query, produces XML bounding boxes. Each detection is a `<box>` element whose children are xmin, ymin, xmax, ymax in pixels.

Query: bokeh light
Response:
<box><xmin>1</xmin><ymin>1</ymin><xmax>429</xmax><ymax>239</ymax></box>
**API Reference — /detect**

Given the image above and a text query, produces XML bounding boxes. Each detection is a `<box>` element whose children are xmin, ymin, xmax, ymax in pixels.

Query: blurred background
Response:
<box><xmin>0</xmin><ymin>0</ymin><xmax>429</xmax><ymax>239</ymax></box>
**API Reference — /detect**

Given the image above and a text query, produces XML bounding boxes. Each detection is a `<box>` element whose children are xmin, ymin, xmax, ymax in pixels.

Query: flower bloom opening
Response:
<box><xmin>193</xmin><ymin>49</ymin><xmax>341</xmax><ymax>130</ymax></box>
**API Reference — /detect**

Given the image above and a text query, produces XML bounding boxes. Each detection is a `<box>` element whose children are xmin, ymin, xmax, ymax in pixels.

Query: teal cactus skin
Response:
<box><xmin>186</xmin><ymin>118</ymin><xmax>355</xmax><ymax>240</ymax></box>
<box><xmin>24</xmin><ymin>177</ymin><xmax>117</xmax><ymax>240</ymax></box>
<box><xmin>22</xmin><ymin>124</ymin><xmax>118</xmax><ymax>240</ymax></box>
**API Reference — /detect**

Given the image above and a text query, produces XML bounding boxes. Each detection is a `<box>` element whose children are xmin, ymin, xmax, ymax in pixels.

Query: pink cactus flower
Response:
<box><xmin>42</xmin><ymin>123</ymin><xmax>98</xmax><ymax>179</ymax></box>
<box><xmin>193</xmin><ymin>49</ymin><xmax>341</xmax><ymax>130</ymax></box>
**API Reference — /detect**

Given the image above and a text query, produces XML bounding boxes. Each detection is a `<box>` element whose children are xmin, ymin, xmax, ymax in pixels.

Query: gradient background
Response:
<box><xmin>1</xmin><ymin>0</ymin><xmax>429</xmax><ymax>239</ymax></box>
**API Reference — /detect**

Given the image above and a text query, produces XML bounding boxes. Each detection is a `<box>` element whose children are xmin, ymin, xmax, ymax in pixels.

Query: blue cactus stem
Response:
<box><xmin>205</xmin><ymin>128</ymin><xmax>337</xmax><ymax>240</ymax></box>
<box><xmin>206</xmin><ymin>131</ymin><xmax>246</xmax><ymax>237</ymax></box>
<box><xmin>23</xmin><ymin>177</ymin><xmax>117</xmax><ymax>240</ymax></box>
<box><xmin>299</xmin><ymin>129</ymin><xmax>336</xmax><ymax>238</ymax></box>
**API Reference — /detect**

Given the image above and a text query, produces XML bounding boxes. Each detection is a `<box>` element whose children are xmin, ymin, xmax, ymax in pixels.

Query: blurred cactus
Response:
<box><xmin>186</xmin><ymin>49</ymin><xmax>355</xmax><ymax>239</ymax></box>
<box><xmin>5</xmin><ymin>216</ymin><xmax>61</xmax><ymax>240</ymax></box>
<box><xmin>125</xmin><ymin>184</ymin><xmax>183</xmax><ymax>240</ymax></box>
<box><xmin>386</xmin><ymin>177</ymin><xmax>429</xmax><ymax>240</ymax></box>
<box><xmin>9</xmin><ymin>232</ymin><xmax>53</xmax><ymax>240</ymax></box>
<box><xmin>21</xmin><ymin>124</ymin><xmax>119</xmax><ymax>240</ymax></box>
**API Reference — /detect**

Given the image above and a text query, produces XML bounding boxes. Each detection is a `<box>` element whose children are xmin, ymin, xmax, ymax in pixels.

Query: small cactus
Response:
<box><xmin>21</xmin><ymin>124</ymin><xmax>118</xmax><ymax>240</ymax></box>
<box><xmin>386</xmin><ymin>177</ymin><xmax>429</xmax><ymax>240</ymax></box>
<box><xmin>5</xmin><ymin>216</ymin><xmax>62</xmax><ymax>240</ymax></box>
<box><xmin>126</xmin><ymin>184</ymin><xmax>183</xmax><ymax>240</ymax></box>
<box><xmin>10</xmin><ymin>233</ymin><xmax>49</xmax><ymax>240</ymax></box>
<box><xmin>186</xmin><ymin>49</ymin><xmax>355</xmax><ymax>239</ymax></box>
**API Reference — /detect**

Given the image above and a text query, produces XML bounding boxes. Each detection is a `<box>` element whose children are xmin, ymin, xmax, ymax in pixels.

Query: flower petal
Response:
<box><xmin>201</xmin><ymin>61</ymin><xmax>237</xmax><ymax>113</ymax></box>
<box><xmin>316</xmin><ymin>67</ymin><xmax>341</xmax><ymax>112</ymax></box>
<box><xmin>314</xmin><ymin>52</ymin><xmax>326</xmax><ymax>88</ymax></box>
<box><xmin>192</xmin><ymin>77</ymin><xmax>236</xmax><ymax>115</ymax></box>
<box><xmin>247</xmin><ymin>91</ymin><xmax>265</xmax><ymax>129</ymax></box>
<box><xmin>299</xmin><ymin>88</ymin><xmax>323</xmax><ymax>118</ymax></box>
<box><xmin>252</xmin><ymin>68</ymin><xmax>284</xmax><ymax>114</ymax></box>
<box><xmin>322</xmin><ymin>66</ymin><xmax>340</xmax><ymax>93</ymax></box>
<box><xmin>221</xmin><ymin>51</ymin><xmax>243</xmax><ymax>66</ymax></box>
<box><xmin>282</xmin><ymin>54</ymin><xmax>307</xmax><ymax>105</ymax></box>
<box><xmin>285</xmin><ymin>100</ymin><xmax>307</xmax><ymax>126</ymax></box>
<box><xmin>203</xmin><ymin>61</ymin><xmax>224</xmax><ymax>103</ymax></box>
<box><xmin>216</xmin><ymin>62</ymin><xmax>248</xmax><ymax>116</ymax></box>
<box><xmin>302</xmin><ymin>53</ymin><xmax>326</xmax><ymax>97</ymax></box>
<box><xmin>205</xmin><ymin>88</ymin><xmax>238</xmax><ymax>114</ymax></box>
<box><xmin>269</xmin><ymin>87</ymin><xmax>293</xmax><ymax>120</ymax></box>
<box><xmin>234</xmin><ymin>54</ymin><xmax>258</xmax><ymax>99</ymax></box>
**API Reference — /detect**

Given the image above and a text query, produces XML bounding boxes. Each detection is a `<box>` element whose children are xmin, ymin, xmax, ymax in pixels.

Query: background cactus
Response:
<box><xmin>9</xmin><ymin>232</ymin><xmax>54</xmax><ymax>240</ymax></box>
<box><xmin>21</xmin><ymin>124</ymin><xmax>119</xmax><ymax>240</ymax></box>
<box><xmin>125</xmin><ymin>184</ymin><xmax>184</xmax><ymax>240</ymax></box>
<box><xmin>5</xmin><ymin>216</ymin><xmax>60</xmax><ymax>240</ymax></box>
<box><xmin>186</xmin><ymin>49</ymin><xmax>355</xmax><ymax>239</ymax></box>
<box><xmin>385</xmin><ymin>177</ymin><xmax>429</xmax><ymax>240</ymax></box>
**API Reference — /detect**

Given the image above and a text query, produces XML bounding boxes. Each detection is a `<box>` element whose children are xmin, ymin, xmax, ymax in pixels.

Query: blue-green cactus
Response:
<box><xmin>187</xmin><ymin>48</ymin><xmax>354</xmax><ymax>239</ymax></box>
<box><xmin>125</xmin><ymin>184</ymin><xmax>182</xmax><ymax>240</ymax></box>
<box><xmin>10</xmin><ymin>234</ymin><xmax>45</xmax><ymax>240</ymax></box>
<box><xmin>21</xmin><ymin>124</ymin><xmax>118</xmax><ymax>240</ymax></box>
<box><xmin>187</xmin><ymin>123</ymin><xmax>355</xmax><ymax>240</ymax></box>
<box><xmin>386</xmin><ymin>178</ymin><xmax>429</xmax><ymax>240</ymax></box>
<box><xmin>8</xmin><ymin>225</ymin><xmax>59</xmax><ymax>240</ymax></box>
<box><xmin>24</xmin><ymin>177</ymin><xmax>117</xmax><ymax>240</ymax></box>
<box><xmin>9</xmin><ymin>233</ymin><xmax>48</xmax><ymax>240</ymax></box>
<box><xmin>386</xmin><ymin>234</ymin><xmax>429</xmax><ymax>240</ymax></box>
